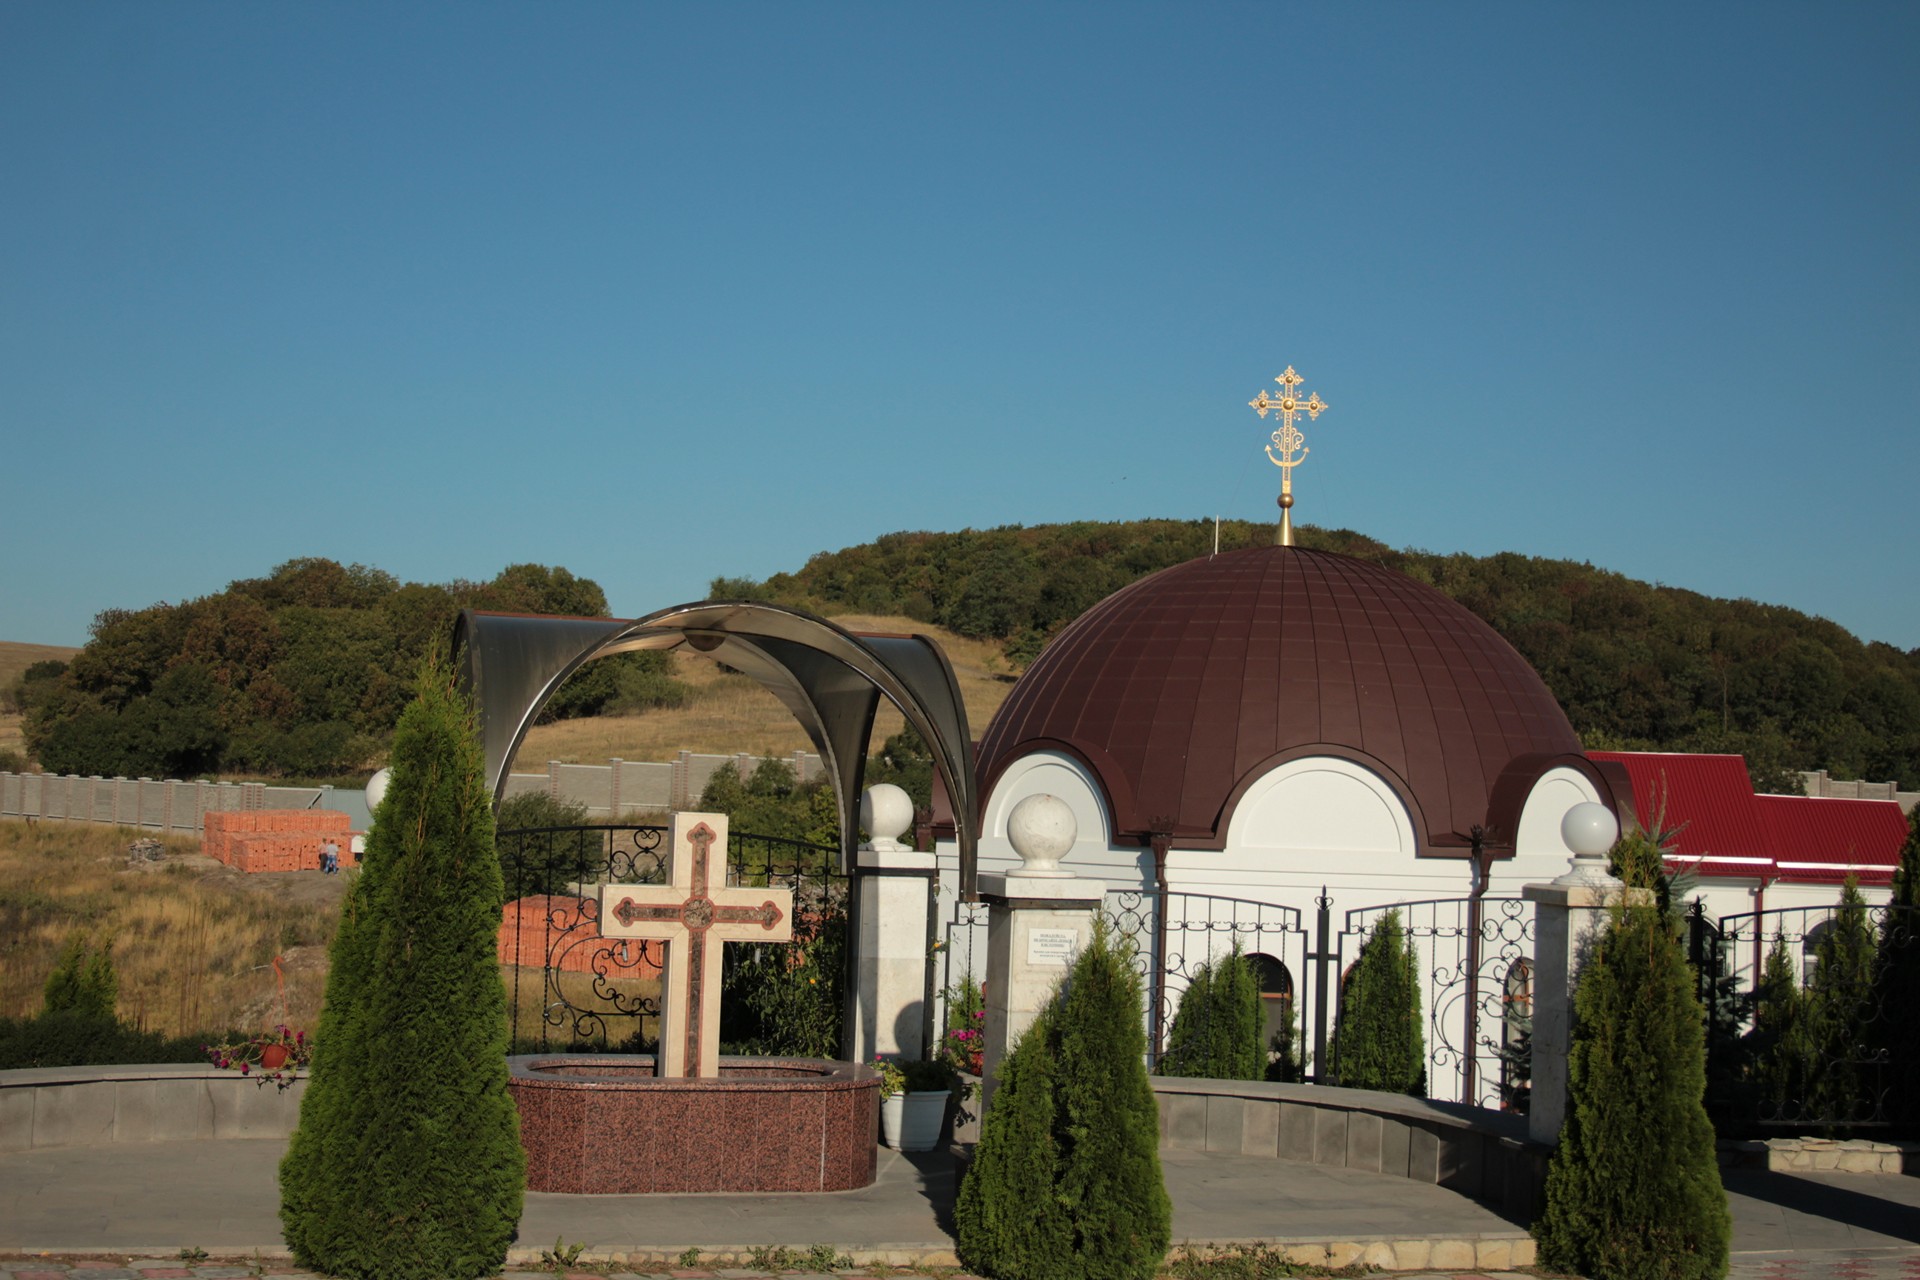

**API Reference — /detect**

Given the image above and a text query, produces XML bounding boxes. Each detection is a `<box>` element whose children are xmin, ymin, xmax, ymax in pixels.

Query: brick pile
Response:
<box><xmin>203</xmin><ymin>809</ymin><xmax>358</xmax><ymax>873</ymax></box>
<box><xmin>498</xmin><ymin>894</ymin><xmax>662</xmax><ymax>977</ymax></box>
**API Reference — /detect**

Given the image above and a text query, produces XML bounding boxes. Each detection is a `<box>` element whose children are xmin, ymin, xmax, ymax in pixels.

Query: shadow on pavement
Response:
<box><xmin>1724</xmin><ymin>1170</ymin><xmax>1920</xmax><ymax>1246</ymax></box>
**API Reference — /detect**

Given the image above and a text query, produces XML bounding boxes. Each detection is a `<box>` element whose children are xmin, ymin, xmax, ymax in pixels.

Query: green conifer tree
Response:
<box><xmin>1329</xmin><ymin>908</ymin><xmax>1425</xmax><ymax>1094</ymax></box>
<box><xmin>279</xmin><ymin>659</ymin><xmax>524</xmax><ymax>1280</ymax></box>
<box><xmin>956</xmin><ymin>921</ymin><xmax>1170</xmax><ymax>1280</ymax></box>
<box><xmin>1748</xmin><ymin>936</ymin><xmax>1812</xmax><ymax>1126</ymax></box>
<box><xmin>1875</xmin><ymin>808</ymin><xmax>1920</xmax><ymax>1134</ymax></box>
<box><xmin>1160</xmin><ymin>938</ymin><xmax>1264</xmax><ymax>1081</ymax></box>
<box><xmin>954</xmin><ymin>1008</ymin><xmax>1070</xmax><ymax>1277</ymax></box>
<box><xmin>1534</xmin><ymin>895</ymin><xmax>1730</xmax><ymax>1280</ymax></box>
<box><xmin>1804</xmin><ymin>875</ymin><xmax>1875</xmax><ymax>1127</ymax></box>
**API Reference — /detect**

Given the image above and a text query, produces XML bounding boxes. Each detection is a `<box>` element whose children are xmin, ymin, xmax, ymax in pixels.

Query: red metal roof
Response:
<box><xmin>1754</xmin><ymin>794</ymin><xmax>1904</xmax><ymax>886</ymax></box>
<box><xmin>1586</xmin><ymin>750</ymin><xmax>1907</xmax><ymax>886</ymax></box>
<box><xmin>1585</xmin><ymin>752</ymin><xmax>1776</xmax><ymax>878</ymax></box>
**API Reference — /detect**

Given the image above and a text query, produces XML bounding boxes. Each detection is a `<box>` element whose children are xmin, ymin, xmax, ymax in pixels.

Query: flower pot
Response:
<box><xmin>259</xmin><ymin>1044</ymin><xmax>290</xmax><ymax>1070</ymax></box>
<box><xmin>880</xmin><ymin>1090</ymin><xmax>948</xmax><ymax>1152</ymax></box>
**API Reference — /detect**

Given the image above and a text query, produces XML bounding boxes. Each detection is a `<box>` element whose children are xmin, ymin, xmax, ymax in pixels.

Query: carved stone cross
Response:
<box><xmin>598</xmin><ymin>811</ymin><xmax>793</xmax><ymax>1077</ymax></box>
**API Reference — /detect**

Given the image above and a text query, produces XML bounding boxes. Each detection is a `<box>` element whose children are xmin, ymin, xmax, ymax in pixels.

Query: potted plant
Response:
<box><xmin>873</xmin><ymin>1056</ymin><xmax>956</xmax><ymax>1152</ymax></box>
<box><xmin>206</xmin><ymin>1024</ymin><xmax>311</xmax><ymax>1091</ymax></box>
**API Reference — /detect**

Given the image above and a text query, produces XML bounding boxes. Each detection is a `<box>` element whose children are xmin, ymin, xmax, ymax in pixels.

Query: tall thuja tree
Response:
<box><xmin>1330</xmin><ymin>908</ymin><xmax>1425</xmax><ymax>1095</ymax></box>
<box><xmin>956</xmin><ymin>921</ymin><xmax>1170</xmax><ymax>1280</ymax></box>
<box><xmin>1803</xmin><ymin>875</ymin><xmax>1876</xmax><ymax>1127</ymax></box>
<box><xmin>1875</xmin><ymin>808</ymin><xmax>1920</xmax><ymax>1134</ymax></box>
<box><xmin>1747</xmin><ymin>936</ymin><xmax>1813</xmax><ymax>1126</ymax></box>
<box><xmin>1159</xmin><ymin>938</ymin><xmax>1264</xmax><ymax>1081</ymax></box>
<box><xmin>1534</xmin><ymin>859</ymin><xmax>1729</xmax><ymax>1280</ymax></box>
<box><xmin>280</xmin><ymin>658</ymin><xmax>523</xmax><ymax>1280</ymax></box>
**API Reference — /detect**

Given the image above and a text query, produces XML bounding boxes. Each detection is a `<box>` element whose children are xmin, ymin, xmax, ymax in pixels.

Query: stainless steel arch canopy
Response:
<box><xmin>452</xmin><ymin>603</ymin><xmax>980</xmax><ymax>893</ymax></box>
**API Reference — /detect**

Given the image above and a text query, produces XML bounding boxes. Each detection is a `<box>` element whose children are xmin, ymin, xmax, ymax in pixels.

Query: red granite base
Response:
<box><xmin>508</xmin><ymin>1054</ymin><xmax>880</xmax><ymax>1193</ymax></box>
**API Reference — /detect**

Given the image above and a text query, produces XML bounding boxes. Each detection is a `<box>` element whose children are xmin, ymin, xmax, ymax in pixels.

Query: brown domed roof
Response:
<box><xmin>976</xmin><ymin>545</ymin><xmax>1591</xmax><ymax>855</ymax></box>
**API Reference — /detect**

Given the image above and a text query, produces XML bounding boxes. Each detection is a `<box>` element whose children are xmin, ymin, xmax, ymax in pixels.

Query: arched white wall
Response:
<box><xmin>1492</xmin><ymin>766</ymin><xmax>1605</xmax><ymax>893</ymax></box>
<box><xmin>975</xmin><ymin>750</ymin><xmax>1150</xmax><ymax>885</ymax></box>
<box><xmin>1185</xmin><ymin>756</ymin><xmax>1454</xmax><ymax>900</ymax></box>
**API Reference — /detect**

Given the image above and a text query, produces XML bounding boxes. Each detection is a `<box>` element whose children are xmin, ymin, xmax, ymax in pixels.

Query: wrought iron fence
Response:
<box><xmin>1336</xmin><ymin>896</ymin><xmax>1535</xmax><ymax>1110</ymax></box>
<box><xmin>1104</xmin><ymin>889</ymin><xmax>1307</xmax><ymax>1073</ymax></box>
<box><xmin>496</xmin><ymin>823</ymin><xmax>843</xmax><ymax>1053</ymax></box>
<box><xmin>1691</xmin><ymin>899</ymin><xmax>1919</xmax><ymax>1137</ymax></box>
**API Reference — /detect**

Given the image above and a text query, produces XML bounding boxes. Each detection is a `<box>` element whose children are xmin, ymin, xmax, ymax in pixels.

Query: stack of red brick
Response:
<box><xmin>497</xmin><ymin>895</ymin><xmax>662</xmax><ymax>977</ymax></box>
<box><xmin>203</xmin><ymin>809</ymin><xmax>358</xmax><ymax>873</ymax></box>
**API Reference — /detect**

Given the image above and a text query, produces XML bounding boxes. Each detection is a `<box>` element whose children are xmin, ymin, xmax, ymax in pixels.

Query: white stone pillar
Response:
<box><xmin>979</xmin><ymin>794</ymin><xmax>1105</xmax><ymax>1110</ymax></box>
<box><xmin>849</xmin><ymin>784</ymin><xmax>937</xmax><ymax>1062</ymax></box>
<box><xmin>1524</xmin><ymin>801</ymin><xmax>1644</xmax><ymax>1147</ymax></box>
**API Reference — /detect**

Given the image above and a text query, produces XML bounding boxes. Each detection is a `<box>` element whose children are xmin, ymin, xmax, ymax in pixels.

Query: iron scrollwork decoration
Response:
<box><xmin>1337</xmin><ymin>896</ymin><xmax>1536</xmax><ymax>1110</ymax></box>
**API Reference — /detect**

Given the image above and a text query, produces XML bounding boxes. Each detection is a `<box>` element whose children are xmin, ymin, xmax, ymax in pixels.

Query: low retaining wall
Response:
<box><xmin>0</xmin><ymin>1064</ymin><xmax>305</xmax><ymax>1152</ymax></box>
<box><xmin>1151</xmin><ymin>1077</ymin><xmax>1547</xmax><ymax>1225</ymax></box>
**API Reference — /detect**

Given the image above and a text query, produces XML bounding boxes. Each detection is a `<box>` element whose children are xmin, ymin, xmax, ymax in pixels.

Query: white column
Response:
<box><xmin>1524</xmin><ymin>801</ymin><xmax>1643</xmax><ymax>1147</ymax></box>
<box><xmin>849</xmin><ymin>785</ymin><xmax>937</xmax><ymax>1062</ymax></box>
<box><xmin>979</xmin><ymin>794</ymin><xmax>1105</xmax><ymax>1110</ymax></box>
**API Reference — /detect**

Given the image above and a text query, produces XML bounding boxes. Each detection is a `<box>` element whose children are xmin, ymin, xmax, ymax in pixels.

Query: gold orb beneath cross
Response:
<box><xmin>1278</xmin><ymin>493</ymin><xmax>1294</xmax><ymax>509</ymax></box>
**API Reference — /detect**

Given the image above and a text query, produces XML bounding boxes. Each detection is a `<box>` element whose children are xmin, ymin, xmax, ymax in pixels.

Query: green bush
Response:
<box><xmin>1329</xmin><ymin>908</ymin><xmax>1425</xmax><ymax>1094</ymax></box>
<box><xmin>42</xmin><ymin>932</ymin><xmax>119</xmax><ymax>1020</ymax></box>
<box><xmin>1533</xmin><ymin>895</ymin><xmax>1729</xmax><ymax>1280</ymax></box>
<box><xmin>0</xmin><ymin>1010</ymin><xmax>212</xmax><ymax>1069</ymax></box>
<box><xmin>279</xmin><ymin>659</ymin><xmax>524</xmax><ymax>1280</ymax></box>
<box><xmin>1160</xmin><ymin>939</ymin><xmax>1264</xmax><ymax>1081</ymax></box>
<box><xmin>956</xmin><ymin>921</ymin><xmax>1170</xmax><ymax>1280</ymax></box>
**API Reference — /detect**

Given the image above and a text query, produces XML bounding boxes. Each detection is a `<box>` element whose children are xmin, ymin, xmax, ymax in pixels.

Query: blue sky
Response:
<box><xmin>4</xmin><ymin>4</ymin><xmax>1916</xmax><ymax>650</ymax></box>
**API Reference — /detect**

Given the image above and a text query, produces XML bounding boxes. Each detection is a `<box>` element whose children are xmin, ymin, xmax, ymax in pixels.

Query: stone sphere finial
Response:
<box><xmin>1555</xmin><ymin>801</ymin><xmax>1624</xmax><ymax>889</ymax></box>
<box><xmin>1560</xmin><ymin>802</ymin><xmax>1619</xmax><ymax>858</ymax></box>
<box><xmin>860</xmin><ymin>783</ymin><xmax>914</xmax><ymax>852</ymax></box>
<box><xmin>1007</xmin><ymin>793</ymin><xmax>1077</xmax><ymax>877</ymax></box>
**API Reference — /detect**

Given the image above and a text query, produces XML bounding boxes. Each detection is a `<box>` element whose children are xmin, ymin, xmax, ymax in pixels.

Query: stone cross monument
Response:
<box><xmin>598</xmin><ymin>811</ymin><xmax>793</xmax><ymax>1078</ymax></box>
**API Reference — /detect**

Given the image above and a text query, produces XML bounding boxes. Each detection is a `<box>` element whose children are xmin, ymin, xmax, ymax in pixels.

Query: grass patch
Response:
<box><xmin>0</xmin><ymin>819</ymin><xmax>341</xmax><ymax>1037</ymax></box>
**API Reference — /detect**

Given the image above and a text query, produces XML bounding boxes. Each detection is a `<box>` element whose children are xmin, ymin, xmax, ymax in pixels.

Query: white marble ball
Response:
<box><xmin>1007</xmin><ymin>793</ymin><xmax>1077</xmax><ymax>875</ymax></box>
<box><xmin>860</xmin><ymin>783</ymin><xmax>914</xmax><ymax>845</ymax></box>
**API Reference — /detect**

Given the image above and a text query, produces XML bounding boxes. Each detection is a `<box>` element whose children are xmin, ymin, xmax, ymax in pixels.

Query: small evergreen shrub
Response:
<box><xmin>279</xmin><ymin>658</ymin><xmax>524</xmax><ymax>1280</ymax></box>
<box><xmin>956</xmin><ymin>921</ymin><xmax>1170</xmax><ymax>1280</ymax></box>
<box><xmin>42</xmin><ymin>932</ymin><xmax>119</xmax><ymax>1020</ymax></box>
<box><xmin>1160</xmin><ymin>938</ymin><xmax>1264</xmax><ymax>1081</ymax></box>
<box><xmin>1533</xmin><ymin>894</ymin><xmax>1730</xmax><ymax>1280</ymax></box>
<box><xmin>1329</xmin><ymin>908</ymin><xmax>1425</xmax><ymax>1094</ymax></box>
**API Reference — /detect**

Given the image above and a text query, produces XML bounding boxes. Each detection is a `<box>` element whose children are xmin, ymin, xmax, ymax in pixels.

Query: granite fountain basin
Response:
<box><xmin>508</xmin><ymin>1054</ymin><xmax>880</xmax><ymax>1193</ymax></box>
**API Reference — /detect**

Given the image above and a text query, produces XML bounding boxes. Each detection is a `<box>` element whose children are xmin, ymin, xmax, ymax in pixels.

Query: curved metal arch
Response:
<box><xmin>452</xmin><ymin>603</ymin><xmax>980</xmax><ymax>893</ymax></box>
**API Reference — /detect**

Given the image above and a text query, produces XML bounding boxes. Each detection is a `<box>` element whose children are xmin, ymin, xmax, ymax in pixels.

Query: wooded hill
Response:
<box><xmin>714</xmin><ymin>519</ymin><xmax>1920</xmax><ymax>793</ymax></box>
<box><xmin>8</xmin><ymin>559</ymin><xmax>686</xmax><ymax>781</ymax></box>
<box><xmin>11</xmin><ymin>522</ymin><xmax>1918</xmax><ymax>793</ymax></box>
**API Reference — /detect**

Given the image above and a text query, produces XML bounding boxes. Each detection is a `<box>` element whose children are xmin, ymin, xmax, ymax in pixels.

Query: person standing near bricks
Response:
<box><xmin>321</xmin><ymin>838</ymin><xmax>339</xmax><ymax>874</ymax></box>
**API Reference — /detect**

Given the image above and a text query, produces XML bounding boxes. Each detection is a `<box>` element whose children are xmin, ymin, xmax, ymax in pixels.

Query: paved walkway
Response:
<box><xmin>2</xmin><ymin>1138</ymin><xmax>1917</xmax><ymax>1277</ymax></box>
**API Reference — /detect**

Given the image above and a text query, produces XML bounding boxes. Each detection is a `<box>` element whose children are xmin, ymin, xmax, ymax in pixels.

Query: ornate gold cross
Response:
<box><xmin>1248</xmin><ymin>366</ymin><xmax>1329</xmax><ymax>547</ymax></box>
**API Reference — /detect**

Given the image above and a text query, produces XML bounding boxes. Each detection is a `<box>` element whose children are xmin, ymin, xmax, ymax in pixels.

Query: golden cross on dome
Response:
<box><xmin>1248</xmin><ymin>365</ymin><xmax>1329</xmax><ymax>547</ymax></box>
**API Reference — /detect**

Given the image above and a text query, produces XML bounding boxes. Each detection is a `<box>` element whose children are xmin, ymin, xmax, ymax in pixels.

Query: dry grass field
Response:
<box><xmin>516</xmin><ymin>614</ymin><xmax>1018</xmax><ymax>766</ymax></box>
<box><xmin>0</xmin><ymin>640</ymin><xmax>79</xmax><ymax>760</ymax></box>
<box><xmin>0</xmin><ymin>819</ymin><xmax>345</xmax><ymax>1037</ymax></box>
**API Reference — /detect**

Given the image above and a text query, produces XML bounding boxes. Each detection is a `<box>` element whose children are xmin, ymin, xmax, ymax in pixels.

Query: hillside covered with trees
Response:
<box><xmin>12</xmin><ymin>520</ymin><xmax>1918</xmax><ymax>793</ymax></box>
<box><xmin>10</xmin><ymin>559</ymin><xmax>684</xmax><ymax>780</ymax></box>
<box><xmin>712</xmin><ymin>519</ymin><xmax>1920</xmax><ymax>793</ymax></box>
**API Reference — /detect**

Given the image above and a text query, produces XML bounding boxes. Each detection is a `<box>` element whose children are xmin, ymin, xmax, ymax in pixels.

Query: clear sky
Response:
<box><xmin>3</xmin><ymin>4</ymin><xmax>1916</xmax><ymax>651</ymax></box>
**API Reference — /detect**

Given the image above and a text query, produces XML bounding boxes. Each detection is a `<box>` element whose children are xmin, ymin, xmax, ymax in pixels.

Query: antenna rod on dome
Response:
<box><xmin>1248</xmin><ymin>365</ymin><xmax>1329</xmax><ymax>547</ymax></box>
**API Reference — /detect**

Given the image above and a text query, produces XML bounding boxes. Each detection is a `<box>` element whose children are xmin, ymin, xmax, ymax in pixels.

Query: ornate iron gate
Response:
<box><xmin>1336</xmin><ymin>896</ymin><xmax>1535</xmax><ymax>1110</ymax></box>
